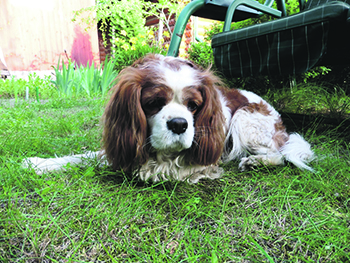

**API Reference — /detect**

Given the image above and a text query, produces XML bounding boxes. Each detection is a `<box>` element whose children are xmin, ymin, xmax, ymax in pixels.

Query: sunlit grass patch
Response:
<box><xmin>0</xmin><ymin>96</ymin><xmax>349</xmax><ymax>262</ymax></box>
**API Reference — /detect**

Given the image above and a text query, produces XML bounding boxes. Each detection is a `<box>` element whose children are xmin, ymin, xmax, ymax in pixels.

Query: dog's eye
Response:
<box><xmin>187</xmin><ymin>101</ymin><xmax>198</xmax><ymax>112</ymax></box>
<box><xmin>146</xmin><ymin>98</ymin><xmax>166</xmax><ymax>110</ymax></box>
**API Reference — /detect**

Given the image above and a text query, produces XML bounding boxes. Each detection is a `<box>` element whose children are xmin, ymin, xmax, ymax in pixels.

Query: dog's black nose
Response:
<box><xmin>167</xmin><ymin>118</ymin><xmax>188</xmax><ymax>135</ymax></box>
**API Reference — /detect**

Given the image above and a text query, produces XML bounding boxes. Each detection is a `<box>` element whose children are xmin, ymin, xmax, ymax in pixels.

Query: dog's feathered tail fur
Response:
<box><xmin>280</xmin><ymin>133</ymin><xmax>315</xmax><ymax>171</ymax></box>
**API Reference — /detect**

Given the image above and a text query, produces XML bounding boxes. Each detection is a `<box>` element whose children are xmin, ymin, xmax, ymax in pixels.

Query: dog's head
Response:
<box><xmin>102</xmin><ymin>54</ymin><xmax>225</xmax><ymax>172</ymax></box>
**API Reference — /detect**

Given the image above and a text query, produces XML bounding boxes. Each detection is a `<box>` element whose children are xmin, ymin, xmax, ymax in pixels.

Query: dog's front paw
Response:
<box><xmin>238</xmin><ymin>156</ymin><xmax>260</xmax><ymax>171</ymax></box>
<box><xmin>189</xmin><ymin>166</ymin><xmax>224</xmax><ymax>183</ymax></box>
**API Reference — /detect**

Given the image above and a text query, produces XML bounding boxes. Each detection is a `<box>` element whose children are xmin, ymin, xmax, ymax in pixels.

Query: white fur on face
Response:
<box><xmin>161</xmin><ymin>62</ymin><xmax>200</xmax><ymax>101</ymax></box>
<box><xmin>148</xmin><ymin>103</ymin><xmax>195</xmax><ymax>152</ymax></box>
<box><xmin>147</xmin><ymin>63</ymin><xmax>199</xmax><ymax>152</ymax></box>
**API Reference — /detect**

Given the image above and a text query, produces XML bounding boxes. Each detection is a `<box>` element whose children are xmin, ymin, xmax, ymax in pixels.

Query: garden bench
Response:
<box><xmin>167</xmin><ymin>0</ymin><xmax>285</xmax><ymax>57</ymax></box>
<box><xmin>168</xmin><ymin>0</ymin><xmax>350</xmax><ymax>78</ymax></box>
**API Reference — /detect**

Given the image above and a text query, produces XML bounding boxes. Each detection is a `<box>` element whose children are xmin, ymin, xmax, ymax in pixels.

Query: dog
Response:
<box><xmin>24</xmin><ymin>54</ymin><xmax>314</xmax><ymax>183</ymax></box>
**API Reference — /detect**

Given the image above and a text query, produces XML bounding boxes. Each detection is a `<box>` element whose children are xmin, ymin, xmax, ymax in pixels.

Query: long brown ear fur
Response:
<box><xmin>102</xmin><ymin>66</ymin><xmax>148</xmax><ymax>172</ymax></box>
<box><xmin>189</xmin><ymin>71</ymin><xmax>226</xmax><ymax>165</ymax></box>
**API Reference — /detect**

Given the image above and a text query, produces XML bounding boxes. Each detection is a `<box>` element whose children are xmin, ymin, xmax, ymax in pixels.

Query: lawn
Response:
<box><xmin>1</xmin><ymin>93</ymin><xmax>349</xmax><ymax>262</ymax></box>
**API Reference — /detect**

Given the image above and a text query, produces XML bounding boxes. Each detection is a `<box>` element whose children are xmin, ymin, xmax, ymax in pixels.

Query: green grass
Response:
<box><xmin>0</xmin><ymin>74</ymin><xmax>57</xmax><ymax>100</ymax></box>
<box><xmin>1</xmin><ymin>96</ymin><xmax>349</xmax><ymax>262</ymax></box>
<box><xmin>265</xmin><ymin>83</ymin><xmax>350</xmax><ymax>119</ymax></box>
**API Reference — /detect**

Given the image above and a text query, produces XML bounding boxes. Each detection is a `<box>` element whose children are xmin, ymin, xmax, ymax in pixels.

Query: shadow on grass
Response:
<box><xmin>282</xmin><ymin>111</ymin><xmax>350</xmax><ymax>140</ymax></box>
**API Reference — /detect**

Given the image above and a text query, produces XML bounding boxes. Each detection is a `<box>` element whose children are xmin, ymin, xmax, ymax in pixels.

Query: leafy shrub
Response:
<box><xmin>113</xmin><ymin>33</ymin><xmax>167</xmax><ymax>72</ymax></box>
<box><xmin>203</xmin><ymin>22</ymin><xmax>223</xmax><ymax>41</ymax></box>
<box><xmin>73</xmin><ymin>0</ymin><xmax>183</xmax><ymax>58</ymax></box>
<box><xmin>187</xmin><ymin>42</ymin><xmax>214</xmax><ymax>69</ymax></box>
<box><xmin>73</xmin><ymin>0</ymin><xmax>147</xmax><ymax>54</ymax></box>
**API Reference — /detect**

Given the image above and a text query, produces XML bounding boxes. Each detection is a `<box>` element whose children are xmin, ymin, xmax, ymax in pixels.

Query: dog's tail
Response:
<box><xmin>23</xmin><ymin>151</ymin><xmax>106</xmax><ymax>174</ymax></box>
<box><xmin>281</xmin><ymin>133</ymin><xmax>315</xmax><ymax>172</ymax></box>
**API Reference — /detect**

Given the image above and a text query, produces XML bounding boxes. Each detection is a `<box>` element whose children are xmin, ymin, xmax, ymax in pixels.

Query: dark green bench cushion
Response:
<box><xmin>211</xmin><ymin>1</ymin><xmax>350</xmax><ymax>77</ymax></box>
<box><xmin>306</xmin><ymin>0</ymin><xmax>350</xmax><ymax>9</ymax></box>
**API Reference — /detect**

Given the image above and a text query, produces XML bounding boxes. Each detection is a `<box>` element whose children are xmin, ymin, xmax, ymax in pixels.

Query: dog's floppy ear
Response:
<box><xmin>189</xmin><ymin>72</ymin><xmax>226</xmax><ymax>165</ymax></box>
<box><xmin>102</xmin><ymin>66</ymin><xmax>148</xmax><ymax>172</ymax></box>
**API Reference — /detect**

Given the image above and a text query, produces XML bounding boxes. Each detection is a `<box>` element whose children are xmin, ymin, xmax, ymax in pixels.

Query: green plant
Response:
<box><xmin>76</xmin><ymin>61</ymin><xmax>101</xmax><ymax>96</ymax></box>
<box><xmin>51</xmin><ymin>57</ymin><xmax>118</xmax><ymax>98</ymax></box>
<box><xmin>302</xmin><ymin>66</ymin><xmax>332</xmax><ymax>83</ymax></box>
<box><xmin>232</xmin><ymin>0</ymin><xmax>301</xmax><ymax>30</ymax></box>
<box><xmin>203</xmin><ymin>22</ymin><xmax>224</xmax><ymax>41</ymax></box>
<box><xmin>308</xmin><ymin>65</ymin><xmax>350</xmax><ymax>93</ymax></box>
<box><xmin>51</xmin><ymin>57</ymin><xmax>76</xmax><ymax>97</ymax></box>
<box><xmin>187</xmin><ymin>41</ymin><xmax>214</xmax><ymax>69</ymax></box>
<box><xmin>73</xmin><ymin>0</ymin><xmax>147</xmax><ymax>52</ymax></box>
<box><xmin>113</xmin><ymin>36</ymin><xmax>167</xmax><ymax>72</ymax></box>
<box><xmin>0</xmin><ymin>73</ymin><xmax>56</xmax><ymax>100</ymax></box>
<box><xmin>73</xmin><ymin>0</ymin><xmax>183</xmax><ymax>58</ymax></box>
<box><xmin>100</xmin><ymin>57</ymin><xmax>119</xmax><ymax>95</ymax></box>
<box><xmin>143</xmin><ymin>0</ymin><xmax>186</xmax><ymax>41</ymax></box>
<box><xmin>28</xmin><ymin>73</ymin><xmax>57</xmax><ymax>99</ymax></box>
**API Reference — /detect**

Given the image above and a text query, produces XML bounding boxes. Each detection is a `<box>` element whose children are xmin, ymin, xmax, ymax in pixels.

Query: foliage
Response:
<box><xmin>0</xmin><ymin>73</ymin><xmax>56</xmax><ymax>100</ymax></box>
<box><xmin>203</xmin><ymin>22</ymin><xmax>224</xmax><ymax>41</ymax></box>
<box><xmin>187</xmin><ymin>41</ymin><xmax>214</xmax><ymax>69</ymax></box>
<box><xmin>51</xmin><ymin>57</ymin><xmax>118</xmax><ymax>97</ymax></box>
<box><xmin>51</xmin><ymin>58</ymin><xmax>76</xmax><ymax>97</ymax></box>
<box><xmin>73</xmin><ymin>0</ymin><xmax>146</xmax><ymax>52</ymax></box>
<box><xmin>303</xmin><ymin>65</ymin><xmax>350</xmax><ymax>94</ymax></box>
<box><xmin>113</xmin><ymin>34</ymin><xmax>168</xmax><ymax>72</ymax></box>
<box><xmin>100</xmin><ymin>57</ymin><xmax>120</xmax><ymax>96</ymax></box>
<box><xmin>143</xmin><ymin>0</ymin><xmax>187</xmax><ymax>39</ymax></box>
<box><xmin>73</xmin><ymin>0</ymin><xmax>185</xmax><ymax>56</ymax></box>
<box><xmin>188</xmin><ymin>18</ymin><xmax>218</xmax><ymax>69</ymax></box>
<box><xmin>233</xmin><ymin>0</ymin><xmax>301</xmax><ymax>30</ymax></box>
<box><xmin>302</xmin><ymin>66</ymin><xmax>332</xmax><ymax>83</ymax></box>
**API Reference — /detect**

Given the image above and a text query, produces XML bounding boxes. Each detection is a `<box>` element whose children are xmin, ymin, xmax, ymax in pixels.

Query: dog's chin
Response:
<box><xmin>151</xmin><ymin>137</ymin><xmax>193</xmax><ymax>153</ymax></box>
<box><xmin>159</xmin><ymin>142</ymin><xmax>190</xmax><ymax>153</ymax></box>
<box><xmin>149</xmin><ymin>124</ymin><xmax>195</xmax><ymax>153</ymax></box>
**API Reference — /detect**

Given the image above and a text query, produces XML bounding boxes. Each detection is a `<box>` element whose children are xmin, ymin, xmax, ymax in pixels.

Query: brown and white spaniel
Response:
<box><xmin>24</xmin><ymin>54</ymin><xmax>314</xmax><ymax>183</ymax></box>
